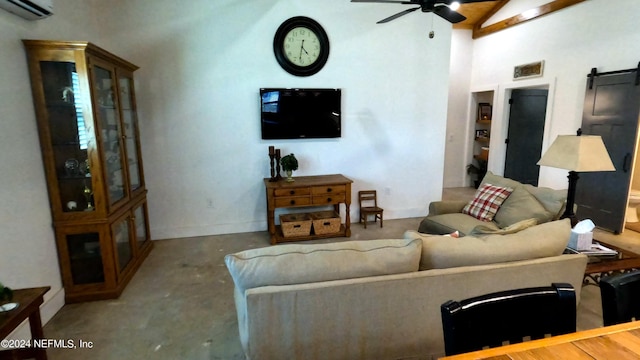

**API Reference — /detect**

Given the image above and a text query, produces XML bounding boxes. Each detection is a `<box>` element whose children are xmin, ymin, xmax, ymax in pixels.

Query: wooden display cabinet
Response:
<box><xmin>23</xmin><ymin>40</ymin><xmax>152</xmax><ymax>302</ymax></box>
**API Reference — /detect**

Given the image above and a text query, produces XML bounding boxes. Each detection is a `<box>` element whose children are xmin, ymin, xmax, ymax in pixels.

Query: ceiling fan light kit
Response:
<box><xmin>351</xmin><ymin>0</ymin><xmax>494</xmax><ymax>24</ymax></box>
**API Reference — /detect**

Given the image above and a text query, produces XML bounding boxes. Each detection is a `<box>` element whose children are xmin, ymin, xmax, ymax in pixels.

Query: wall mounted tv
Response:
<box><xmin>260</xmin><ymin>88</ymin><xmax>341</xmax><ymax>140</ymax></box>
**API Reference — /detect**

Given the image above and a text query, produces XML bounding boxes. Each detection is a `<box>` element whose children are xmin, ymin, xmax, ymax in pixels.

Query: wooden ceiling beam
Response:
<box><xmin>472</xmin><ymin>0</ymin><xmax>586</xmax><ymax>39</ymax></box>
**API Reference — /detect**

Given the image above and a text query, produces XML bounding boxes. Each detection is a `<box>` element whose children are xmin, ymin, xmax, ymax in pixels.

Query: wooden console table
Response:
<box><xmin>0</xmin><ymin>286</ymin><xmax>50</xmax><ymax>360</ymax></box>
<box><xmin>264</xmin><ymin>174</ymin><xmax>353</xmax><ymax>244</ymax></box>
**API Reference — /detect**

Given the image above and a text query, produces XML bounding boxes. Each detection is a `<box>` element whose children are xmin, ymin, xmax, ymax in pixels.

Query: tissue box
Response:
<box><xmin>568</xmin><ymin>230</ymin><xmax>593</xmax><ymax>250</ymax></box>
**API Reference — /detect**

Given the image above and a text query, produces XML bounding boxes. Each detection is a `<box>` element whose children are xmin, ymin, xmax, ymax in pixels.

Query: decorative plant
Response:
<box><xmin>0</xmin><ymin>282</ymin><xmax>13</xmax><ymax>302</ymax></box>
<box><xmin>281</xmin><ymin>153</ymin><xmax>299</xmax><ymax>172</ymax></box>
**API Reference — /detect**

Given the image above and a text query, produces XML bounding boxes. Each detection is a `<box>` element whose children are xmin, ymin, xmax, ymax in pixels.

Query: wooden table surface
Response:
<box><xmin>1</xmin><ymin>286</ymin><xmax>50</xmax><ymax>360</ymax></box>
<box><xmin>439</xmin><ymin>321</ymin><xmax>640</xmax><ymax>360</ymax></box>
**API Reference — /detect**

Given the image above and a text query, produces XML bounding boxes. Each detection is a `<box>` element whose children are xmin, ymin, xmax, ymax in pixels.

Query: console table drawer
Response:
<box><xmin>311</xmin><ymin>185</ymin><xmax>346</xmax><ymax>195</ymax></box>
<box><xmin>313</xmin><ymin>194</ymin><xmax>346</xmax><ymax>205</ymax></box>
<box><xmin>275</xmin><ymin>197</ymin><xmax>312</xmax><ymax>207</ymax></box>
<box><xmin>274</xmin><ymin>188</ymin><xmax>311</xmax><ymax>197</ymax></box>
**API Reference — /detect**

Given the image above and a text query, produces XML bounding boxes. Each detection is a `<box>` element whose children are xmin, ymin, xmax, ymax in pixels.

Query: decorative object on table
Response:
<box><xmin>569</xmin><ymin>219</ymin><xmax>595</xmax><ymax>250</ymax></box>
<box><xmin>268</xmin><ymin>146</ymin><xmax>277</xmax><ymax>182</ymax></box>
<box><xmin>0</xmin><ymin>281</ymin><xmax>17</xmax><ymax>312</ymax></box>
<box><xmin>273</xmin><ymin>16</ymin><xmax>330</xmax><ymax>77</ymax></box>
<box><xmin>275</xmin><ymin>149</ymin><xmax>282</xmax><ymax>180</ymax></box>
<box><xmin>280</xmin><ymin>153</ymin><xmax>298</xmax><ymax>182</ymax></box>
<box><xmin>537</xmin><ymin>129</ymin><xmax>615</xmax><ymax>226</ymax></box>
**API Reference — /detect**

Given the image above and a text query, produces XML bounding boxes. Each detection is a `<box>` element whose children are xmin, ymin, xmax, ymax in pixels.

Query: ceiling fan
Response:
<box><xmin>351</xmin><ymin>0</ymin><xmax>492</xmax><ymax>24</ymax></box>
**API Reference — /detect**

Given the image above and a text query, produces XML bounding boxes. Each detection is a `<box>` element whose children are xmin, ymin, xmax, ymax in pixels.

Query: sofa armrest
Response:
<box><xmin>428</xmin><ymin>200</ymin><xmax>468</xmax><ymax>216</ymax></box>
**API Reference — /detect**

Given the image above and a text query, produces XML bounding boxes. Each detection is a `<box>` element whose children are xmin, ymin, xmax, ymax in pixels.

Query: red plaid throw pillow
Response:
<box><xmin>462</xmin><ymin>183</ymin><xmax>513</xmax><ymax>222</ymax></box>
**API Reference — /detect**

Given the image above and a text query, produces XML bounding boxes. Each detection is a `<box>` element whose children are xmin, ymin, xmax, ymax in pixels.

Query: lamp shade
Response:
<box><xmin>537</xmin><ymin>135</ymin><xmax>615</xmax><ymax>172</ymax></box>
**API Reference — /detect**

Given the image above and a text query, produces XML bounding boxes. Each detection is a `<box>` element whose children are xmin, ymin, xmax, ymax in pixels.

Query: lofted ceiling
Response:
<box><xmin>453</xmin><ymin>0</ymin><xmax>504</xmax><ymax>30</ymax></box>
<box><xmin>453</xmin><ymin>0</ymin><xmax>585</xmax><ymax>39</ymax></box>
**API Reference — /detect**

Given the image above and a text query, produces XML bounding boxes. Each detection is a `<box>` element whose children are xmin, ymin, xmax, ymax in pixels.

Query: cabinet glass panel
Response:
<box><xmin>133</xmin><ymin>204</ymin><xmax>148</xmax><ymax>248</ymax></box>
<box><xmin>94</xmin><ymin>65</ymin><xmax>126</xmax><ymax>205</ymax></box>
<box><xmin>118</xmin><ymin>76</ymin><xmax>141</xmax><ymax>192</ymax></box>
<box><xmin>113</xmin><ymin>218</ymin><xmax>132</xmax><ymax>272</ymax></box>
<box><xmin>40</xmin><ymin>61</ymin><xmax>94</xmax><ymax>213</ymax></box>
<box><xmin>66</xmin><ymin>233</ymin><xmax>103</xmax><ymax>284</ymax></box>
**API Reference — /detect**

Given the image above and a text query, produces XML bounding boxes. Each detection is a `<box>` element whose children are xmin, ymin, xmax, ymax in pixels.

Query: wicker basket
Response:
<box><xmin>310</xmin><ymin>211</ymin><xmax>341</xmax><ymax>235</ymax></box>
<box><xmin>280</xmin><ymin>213</ymin><xmax>312</xmax><ymax>237</ymax></box>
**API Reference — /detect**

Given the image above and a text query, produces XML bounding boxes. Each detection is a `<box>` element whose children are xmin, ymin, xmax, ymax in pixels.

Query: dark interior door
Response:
<box><xmin>504</xmin><ymin>89</ymin><xmax>548</xmax><ymax>185</ymax></box>
<box><xmin>577</xmin><ymin>70</ymin><xmax>640</xmax><ymax>233</ymax></box>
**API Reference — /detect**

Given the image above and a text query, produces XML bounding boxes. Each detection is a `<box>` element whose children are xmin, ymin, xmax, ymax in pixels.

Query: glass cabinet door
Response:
<box><xmin>112</xmin><ymin>216</ymin><xmax>132</xmax><ymax>272</ymax></box>
<box><xmin>133</xmin><ymin>203</ymin><xmax>149</xmax><ymax>249</ymax></box>
<box><xmin>118</xmin><ymin>75</ymin><xmax>142</xmax><ymax>193</ymax></box>
<box><xmin>65</xmin><ymin>232</ymin><xmax>104</xmax><ymax>284</ymax></box>
<box><xmin>40</xmin><ymin>61</ymin><xmax>94</xmax><ymax>213</ymax></box>
<box><xmin>93</xmin><ymin>64</ymin><xmax>126</xmax><ymax>206</ymax></box>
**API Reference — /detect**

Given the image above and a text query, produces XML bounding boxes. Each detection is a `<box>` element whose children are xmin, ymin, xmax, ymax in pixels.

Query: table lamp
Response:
<box><xmin>537</xmin><ymin>130</ymin><xmax>615</xmax><ymax>226</ymax></box>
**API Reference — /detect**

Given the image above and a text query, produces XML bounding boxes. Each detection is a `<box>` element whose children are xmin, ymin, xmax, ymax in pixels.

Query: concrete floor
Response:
<box><xmin>41</xmin><ymin>187</ymin><xmax>640</xmax><ymax>359</ymax></box>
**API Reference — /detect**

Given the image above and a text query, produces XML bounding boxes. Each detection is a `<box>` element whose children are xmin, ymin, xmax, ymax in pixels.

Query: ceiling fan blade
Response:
<box><xmin>433</xmin><ymin>5</ymin><xmax>466</xmax><ymax>23</ymax></box>
<box><xmin>377</xmin><ymin>7</ymin><xmax>420</xmax><ymax>23</ymax></box>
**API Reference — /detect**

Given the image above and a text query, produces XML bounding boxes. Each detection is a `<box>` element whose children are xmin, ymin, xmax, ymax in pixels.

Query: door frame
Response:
<box><xmin>488</xmin><ymin>77</ymin><xmax>557</xmax><ymax>184</ymax></box>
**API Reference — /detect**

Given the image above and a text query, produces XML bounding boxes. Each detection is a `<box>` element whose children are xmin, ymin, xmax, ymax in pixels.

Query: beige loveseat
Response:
<box><xmin>225</xmin><ymin>219</ymin><xmax>587</xmax><ymax>360</ymax></box>
<box><xmin>419</xmin><ymin>171</ymin><xmax>567</xmax><ymax>236</ymax></box>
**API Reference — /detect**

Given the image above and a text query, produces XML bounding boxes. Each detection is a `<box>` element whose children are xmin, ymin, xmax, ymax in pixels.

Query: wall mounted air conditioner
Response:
<box><xmin>0</xmin><ymin>0</ymin><xmax>52</xmax><ymax>20</ymax></box>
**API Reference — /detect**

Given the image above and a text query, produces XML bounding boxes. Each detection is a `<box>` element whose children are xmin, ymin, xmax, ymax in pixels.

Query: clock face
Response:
<box><xmin>273</xmin><ymin>17</ymin><xmax>330</xmax><ymax>77</ymax></box>
<box><xmin>283</xmin><ymin>26</ymin><xmax>321</xmax><ymax>67</ymax></box>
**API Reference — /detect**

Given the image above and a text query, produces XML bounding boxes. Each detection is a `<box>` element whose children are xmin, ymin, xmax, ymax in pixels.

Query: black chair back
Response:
<box><xmin>600</xmin><ymin>270</ymin><xmax>640</xmax><ymax>326</ymax></box>
<box><xmin>441</xmin><ymin>283</ymin><xmax>576</xmax><ymax>356</ymax></box>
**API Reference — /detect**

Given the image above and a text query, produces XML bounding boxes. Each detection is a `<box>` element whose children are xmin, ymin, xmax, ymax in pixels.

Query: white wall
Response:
<box><xmin>443</xmin><ymin>29</ymin><xmax>473</xmax><ymax>187</ymax></box>
<box><xmin>93</xmin><ymin>0</ymin><xmax>452</xmax><ymax>239</ymax></box>
<box><xmin>447</xmin><ymin>0</ymin><xmax>640</xmax><ymax>190</ymax></box>
<box><xmin>0</xmin><ymin>0</ymin><xmax>104</xmax><ymax>335</ymax></box>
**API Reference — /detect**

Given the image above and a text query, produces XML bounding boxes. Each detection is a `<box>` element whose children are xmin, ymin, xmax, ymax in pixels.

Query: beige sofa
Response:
<box><xmin>225</xmin><ymin>219</ymin><xmax>587</xmax><ymax>360</ymax></box>
<box><xmin>419</xmin><ymin>171</ymin><xmax>567</xmax><ymax>236</ymax></box>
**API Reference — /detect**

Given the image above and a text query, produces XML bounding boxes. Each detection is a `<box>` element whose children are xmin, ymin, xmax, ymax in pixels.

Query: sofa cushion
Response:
<box><xmin>225</xmin><ymin>238</ymin><xmax>422</xmax><ymax>292</ymax></box>
<box><xmin>405</xmin><ymin>219</ymin><xmax>571</xmax><ymax>270</ymax></box>
<box><xmin>462</xmin><ymin>183</ymin><xmax>514</xmax><ymax>221</ymax></box>
<box><xmin>524</xmin><ymin>184</ymin><xmax>566</xmax><ymax>219</ymax></box>
<box><xmin>481</xmin><ymin>171</ymin><xmax>522</xmax><ymax>191</ymax></box>
<box><xmin>419</xmin><ymin>213</ymin><xmax>500</xmax><ymax>236</ymax></box>
<box><xmin>481</xmin><ymin>171</ymin><xmax>567</xmax><ymax>224</ymax></box>
<box><xmin>469</xmin><ymin>218</ymin><xmax>538</xmax><ymax>236</ymax></box>
<box><xmin>493</xmin><ymin>187</ymin><xmax>554</xmax><ymax>228</ymax></box>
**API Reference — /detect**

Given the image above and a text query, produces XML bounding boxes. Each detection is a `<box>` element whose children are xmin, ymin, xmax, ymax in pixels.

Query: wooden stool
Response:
<box><xmin>358</xmin><ymin>190</ymin><xmax>383</xmax><ymax>228</ymax></box>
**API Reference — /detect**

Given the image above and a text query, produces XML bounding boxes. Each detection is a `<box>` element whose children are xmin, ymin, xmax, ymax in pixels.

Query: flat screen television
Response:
<box><xmin>260</xmin><ymin>88</ymin><xmax>341</xmax><ymax>139</ymax></box>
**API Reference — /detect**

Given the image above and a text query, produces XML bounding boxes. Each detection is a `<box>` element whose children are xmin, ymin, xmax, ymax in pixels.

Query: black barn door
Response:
<box><xmin>577</xmin><ymin>69</ymin><xmax>640</xmax><ymax>233</ymax></box>
<box><xmin>504</xmin><ymin>89</ymin><xmax>548</xmax><ymax>185</ymax></box>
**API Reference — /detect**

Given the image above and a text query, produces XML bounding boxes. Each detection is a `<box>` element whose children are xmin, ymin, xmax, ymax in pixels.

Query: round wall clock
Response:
<box><xmin>273</xmin><ymin>16</ymin><xmax>330</xmax><ymax>77</ymax></box>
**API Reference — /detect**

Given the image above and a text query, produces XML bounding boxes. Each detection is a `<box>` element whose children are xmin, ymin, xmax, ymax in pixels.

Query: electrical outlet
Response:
<box><xmin>206</xmin><ymin>198</ymin><xmax>214</xmax><ymax>208</ymax></box>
